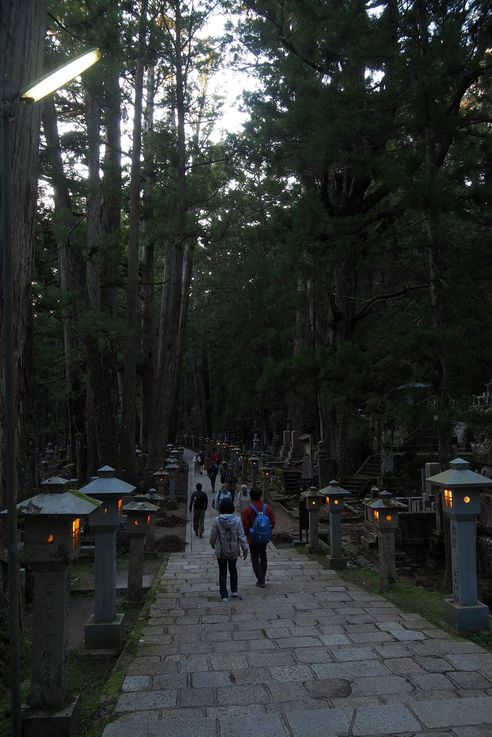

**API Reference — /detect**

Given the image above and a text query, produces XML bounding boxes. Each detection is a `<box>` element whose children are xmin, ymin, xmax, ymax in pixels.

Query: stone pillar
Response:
<box><xmin>308</xmin><ymin>509</ymin><xmax>320</xmax><ymax>552</ymax></box>
<box><xmin>127</xmin><ymin>534</ymin><xmax>146</xmax><ymax>602</ymax></box>
<box><xmin>317</xmin><ymin>441</ymin><xmax>336</xmax><ymax>488</ymax></box>
<box><xmin>30</xmin><ymin>564</ymin><xmax>71</xmax><ymax>708</ymax></box>
<box><xmin>94</xmin><ymin>530</ymin><xmax>117</xmax><ymax>622</ymax></box>
<box><xmin>378</xmin><ymin>527</ymin><xmax>397</xmax><ymax>591</ymax></box>
<box><xmin>302</xmin><ymin>454</ymin><xmax>313</xmax><ymax>480</ymax></box>
<box><xmin>329</xmin><ymin>510</ymin><xmax>346</xmax><ymax>569</ymax></box>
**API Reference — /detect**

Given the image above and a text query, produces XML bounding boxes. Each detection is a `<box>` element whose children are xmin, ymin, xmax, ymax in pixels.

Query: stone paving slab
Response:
<box><xmin>102</xmin><ymin>451</ymin><xmax>492</xmax><ymax>737</ymax></box>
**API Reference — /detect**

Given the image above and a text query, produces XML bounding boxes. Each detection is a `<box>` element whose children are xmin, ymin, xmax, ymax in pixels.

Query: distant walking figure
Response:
<box><xmin>193</xmin><ymin>453</ymin><xmax>201</xmax><ymax>475</ymax></box>
<box><xmin>189</xmin><ymin>482</ymin><xmax>208</xmax><ymax>537</ymax></box>
<box><xmin>210</xmin><ymin>499</ymin><xmax>248</xmax><ymax>602</ymax></box>
<box><xmin>241</xmin><ymin>488</ymin><xmax>275</xmax><ymax>588</ymax></box>
<box><xmin>208</xmin><ymin>461</ymin><xmax>219</xmax><ymax>492</ymax></box>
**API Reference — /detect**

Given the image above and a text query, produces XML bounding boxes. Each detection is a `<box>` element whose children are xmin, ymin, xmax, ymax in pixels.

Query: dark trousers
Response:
<box><xmin>249</xmin><ymin>543</ymin><xmax>268</xmax><ymax>584</ymax></box>
<box><xmin>193</xmin><ymin>508</ymin><xmax>205</xmax><ymax>536</ymax></box>
<box><xmin>217</xmin><ymin>558</ymin><xmax>238</xmax><ymax>598</ymax></box>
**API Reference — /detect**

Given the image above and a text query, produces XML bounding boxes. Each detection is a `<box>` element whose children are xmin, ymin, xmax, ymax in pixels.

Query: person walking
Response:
<box><xmin>189</xmin><ymin>482</ymin><xmax>208</xmax><ymax>537</ymax></box>
<box><xmin>212</xmin><ymin>483</ymin><xmax>233</xmax><ymax>512</ymax></box>
<box><xmin>241</xmin><ymin>488</ymin><xmax>276</xmax><ymax>588</ymax></box>
<box><xmin>235</xmin><ymin>484</ymin><xmax>250</xmax><ymax>514</ymax></box>
<box><xmin>193</xmin><ymin>453</ymin><xmax>201</xmax><ymax>475</ymax></box>
<box><xmin>208</xmin><ymin>461</ymin><xmax>219</xmax><ymax>493</ymax></box>
<box><xmin>210</xmin><ymin>499</ymin><xmax>248</xmax><ymax>602</ymax></box>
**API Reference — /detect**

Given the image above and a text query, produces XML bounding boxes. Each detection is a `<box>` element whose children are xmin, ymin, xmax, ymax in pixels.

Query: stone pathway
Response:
<box><xmin>103</xmin><ymin>452</ymin><xmax>492</xmax><ymax>736</ymax></box>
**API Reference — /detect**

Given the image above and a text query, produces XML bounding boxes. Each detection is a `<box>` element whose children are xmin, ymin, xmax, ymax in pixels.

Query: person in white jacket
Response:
<box><xmin>235</xmin><ymin>484</ymin><xmax>250</xmax><ymax>514</ymax></box>
<box><xmin>209</xmin><ymin>499</ymin><xmax>248</xmax><ymax>602</ymax></box>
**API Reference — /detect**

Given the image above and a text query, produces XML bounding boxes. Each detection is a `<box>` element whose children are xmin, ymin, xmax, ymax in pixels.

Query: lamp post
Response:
<box><xmin>165</xmin><ymin>461</ymin><xmax>180</xmax><ymax>501</ymax></box>
<box><xmin>123</xmin><ymin>501</ymin><xmax>159</xmax><ymax>602</ymax></box>
<box><xmin>79</xmin><ymin>466</ymin><xmax>135</xmax><ymax>652</ymax></box>
<box><xmin>301</xmin><ymin>486</ymin><xmax>325</xmax><ymax>552</ymax></box>
<box><xmin>262</xmin><ymin>465</ymin><xmax>274</xmax><ymax>502</ymax></box>
<box><xmin>249</xmin><ymin>455</ymin><xmax>260</xmax><ymax>486</ymax></box>
<box><xmin>1</xmin><ymin>47</ymin><xmax>100</xmax><ymax>737</ymax></box>
<box><xmin>365</xmin><ymin>491</ymin><xmax>407</xmax><ymax>591</ymax></box>
<box><xmin>428</xmin><ymin>458</ymin><xmax>492</xmax><ymax>632</ymax></box>
<box><xmin>322</xmin><ymin>480</ymin><xmax>352</xmax><ymax>569</ymax></box>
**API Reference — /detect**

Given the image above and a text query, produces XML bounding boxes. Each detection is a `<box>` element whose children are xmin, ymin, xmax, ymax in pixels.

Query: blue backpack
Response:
<box><xmin>249</xmin><ymin>504</ymin><xmax>272</xmax><ymax>544</ymax></box>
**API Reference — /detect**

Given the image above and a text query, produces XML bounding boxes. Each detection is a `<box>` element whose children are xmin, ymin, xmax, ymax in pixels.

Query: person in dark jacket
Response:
<box><xmin>207</xmin><ymin>461</ymin><xmax>219</xmax><ymax>492</ymax></box>
<box><xmin>189</xmin><ymin>482</ymin><xmax>208</xmax><ymax>537</ymax></box>
<box><xmin>241</xmin><ymin>488</ymin><xmax>276</xmax><ymax>588</ymax></box>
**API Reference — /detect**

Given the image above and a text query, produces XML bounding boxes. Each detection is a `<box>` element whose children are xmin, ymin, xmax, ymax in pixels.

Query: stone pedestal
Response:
<box><xmin>280</xmin><ymin>430</ymin><xmax>292</xmax><ymax>460</ymax></box>
<box><xmin>84</xmin><ymin>613</ymin><xmax>127</xmax><ymax>651</ymax></box>
<box><xmin>442</xmin><ymin>598</ymin><xmax>490</xmax><ymax>633</ymax></box>
<box><xmin>378</xmin><ymin>528</ymin><xmax>397</xmax><ymax>591</ymax></box>
<box><xmin>22</xmin><ymin>694</ymin><xmax>81</xmax><ymax>737</ymax></box>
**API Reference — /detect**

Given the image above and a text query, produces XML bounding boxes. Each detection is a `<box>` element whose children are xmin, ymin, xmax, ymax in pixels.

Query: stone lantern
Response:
<box><xmin>261</xmin><ymin>465</ymin><xmax>274</xmax><ymax>501</ymax></box>
<box><xmin>153</xmin><ymin>468</ymin><xmax>168</xmax><ymax>497</ymax></box>
<box><xmin>240</xmin><ymin>451</ymin><xmax>249</xmax><ymax>481</ymax></box>
<box><xmin>249</xmin><ymin>455</ymin><xmax>260</xmax><ymax>486</ymax></box>
<box><xmin>165</xmin><ymin>461</ymin><xmax>180</xmax><ymax>501</ymax></box>
<box><xmin>428</xmin><ymin>458</ymin><xmax>492</xmax><ymax>632</ymax></box>
<box><xmin>322</xmin><ymin>480</ymin><xmax>352</xmax><ymax>569</ymax></box>
<box><xmin>135</xmin><ymin>488</ymin><xmax>163</xmax><ymax>550</ymax></box>
<box><xmin>79</xmin><ymin>466</ymin><xmax>135</xmax><ymax>652</ymax></box>
<box><xmin>7</xmin><ymin>477</ymin><xmax>100</xmax><ymax>735</ymax></box>
<box><xmin>301</xmin><ymin>486</ymin><xmax>325</xmax><ymax>552</ymax></box>
<box><xmin>123</xmin><ymin>501</ymin><xmax>159</xmax><ymax>601</ymax></box>
<box><xmin>365</xmin><ymin>491</ymin><xmax>407</xmax><ymax>591</ymax></box>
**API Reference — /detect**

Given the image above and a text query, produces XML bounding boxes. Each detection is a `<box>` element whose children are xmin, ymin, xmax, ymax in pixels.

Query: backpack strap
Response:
<box><xmin>248</xmin><ymin>503</ymin><xmax>259</xmax><ymax>516</ymax></box>
<box><xmin>262</xmin><ymin>504</ymin><xmax>267</xmax><ymax>514</ymax></box>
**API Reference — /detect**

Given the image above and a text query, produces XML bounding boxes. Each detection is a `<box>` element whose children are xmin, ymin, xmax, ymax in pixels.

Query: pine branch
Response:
<box><xmin>354</xmin><ymin>284</ymin><xmax>428</xmax><ymax>323</ymax></box>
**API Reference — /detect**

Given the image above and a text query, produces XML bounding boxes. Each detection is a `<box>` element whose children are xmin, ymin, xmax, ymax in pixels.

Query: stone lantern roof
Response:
<box><xmin>14</xmin><ymin>490</ymin><xmax>101</xmax><ymax>517</ymax></box>
<box><xmin>79</xmin><ymin>465</ymin><xmax>136</xmax><ymax>497</ymax></box>
<box><xmin>320</xmin><ymin>480</ymin><xmax>352</xmax><ymax>499</ymax></box>
<box><xmin>365</xmin><ymin>490</ymin><xmax>407</xmax><ymax>511</ymax></box>
<box><xmin>428</xmin><ymin>458</ymin><xmax>492</xmax><ymax>488</ymax></box>
<box><xmin>123</xmin><ymin>501</ymin><xmax>159</xmax><ymax>513</ymax></box>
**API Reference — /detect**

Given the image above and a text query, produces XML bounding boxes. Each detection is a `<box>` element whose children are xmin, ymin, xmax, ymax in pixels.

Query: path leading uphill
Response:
<box><xmin>103</xmin><ymin>451</ymin><xmax>492</xmax><ymax>736</ymax></box>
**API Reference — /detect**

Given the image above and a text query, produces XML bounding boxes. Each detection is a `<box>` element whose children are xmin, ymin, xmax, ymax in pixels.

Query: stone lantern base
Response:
<box><xmin>328</xmin><ymin>555</ymin><xmax>347</xmax><ymax>570</ymax></box>
<box><xmin>443</xmin><ymin>598</ymin><xmax>490</xmax><ymax>633</ymax></box>
<box><xmin>22</xmin><ymin>694</ymin><xmax>81</xmax><ymax>737</ymax></box>
<box><xmin>84</xmin><ymin>612</ymin><xmax>127</xmax><ymax>653</ymax></box>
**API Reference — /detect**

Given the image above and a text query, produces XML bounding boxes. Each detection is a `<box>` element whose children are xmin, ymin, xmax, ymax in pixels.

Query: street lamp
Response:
<box><xmin>1</xmin><ymin>47</ymin><xmax>100</xmax><ymax>737</ymax></box>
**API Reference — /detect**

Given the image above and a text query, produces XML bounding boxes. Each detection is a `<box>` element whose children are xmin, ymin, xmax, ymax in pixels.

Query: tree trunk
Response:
<box><xmin>85</xmin><ymin>88</ymin><xmax>119</xmax><ymax>470</ymax></box>
<box><xmin>140</xmin><ymin>65</ymin><xmax>156</xmax><ymax>453</ymax></box>
<box><xmin>41</xmin><ymin>99</ymin><xmax>87</xmax><ymax>479</ymax></box>
<box><xmin>0</xmin><ymin>0</ymin><xmax>47</xmax><ymax>514</ymax></box>
<box><xmin>119</xmin><ymin>0</ymin><xmax>147</xmax><ymax>477</ymax></box>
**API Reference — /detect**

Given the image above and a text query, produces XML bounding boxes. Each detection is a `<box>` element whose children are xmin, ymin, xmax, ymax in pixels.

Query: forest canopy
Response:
<box><xmin>1</xmin><ymin>0</ymin><xmax>491</xmax><ymax>498</ymax></box>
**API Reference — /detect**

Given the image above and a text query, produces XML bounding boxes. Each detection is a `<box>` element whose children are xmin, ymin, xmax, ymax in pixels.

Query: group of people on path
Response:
<box><xmin>189</xmin><ymin>467</ymin><xmax>276</xmax><ymax>602</ymax></box>
<box><xmin>192</xmin><ymin>449</ymin><xmax>235</xmax><ymax>494</ymax></box>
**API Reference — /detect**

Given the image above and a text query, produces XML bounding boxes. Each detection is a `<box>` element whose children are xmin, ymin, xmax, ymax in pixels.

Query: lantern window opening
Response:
<box><xmin>47</xmin><ymin>533</ymin><xmax>55</xmax><ymax>544</ymax></box>
<box><xmin>133</xmin><ymin>519</ymin><xmax>139</xmax><ymax>526</ymax></box>
<box><xmin>118</xmin><ymin>498</ymin><xmax>123</xmax><ymax>510</ymax></box>
<box><xmin>334</xmin><ymin>499</ymin><xmax>339</xmax><ymax>505</ymax></box>
<box><xmin>373</xmin><ymin>510</ymin><xmax>379</xmax><ymax>521</ymax></box>
<box><xmin>385</xmin><ymin>514</ymin><xmax>392</xmax><ymax>522</ymax></box>
<box><xmin>444</xmin><ymin>489</ymin><xmax>453</xmax><ymax>508</ymax></box>
<box><xmin>464</xmin><ymin>495</ymin><xmax>471</xmax><ymax>504</ymax></box>
<box><xmin>325</xmin><ymin>496</ymin><xmax>330</xmax><ymax>504</ymax></box>
<box><xmin>72</xmin><ymin>518</ymin><xmax>81</xmax><ymax>548</ymax></box>
<box><xmin>147</xmin><ymin>514</ymin><xmax>151</xmax><ymax>526</ymax></box>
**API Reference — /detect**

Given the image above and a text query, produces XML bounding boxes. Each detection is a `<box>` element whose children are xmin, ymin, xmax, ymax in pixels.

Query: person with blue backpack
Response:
<box><xmin>241</xmin><ymin>488</ymin><xmax>276</xmax><ymax>588</ymax></box>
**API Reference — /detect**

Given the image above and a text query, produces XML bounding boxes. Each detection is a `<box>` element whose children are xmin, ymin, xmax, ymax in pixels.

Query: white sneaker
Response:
<box><xmin>222</xmin><ymin>597</ymin><xmax>228</xmax><ymax>602</ymax></box>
